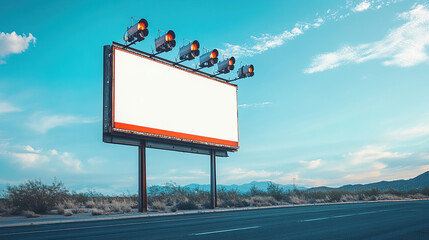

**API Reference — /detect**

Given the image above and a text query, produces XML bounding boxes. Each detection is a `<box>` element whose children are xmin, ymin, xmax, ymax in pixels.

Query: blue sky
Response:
<box><xmin>1</xmin><ymin>0</ymin><xmax>429</xmax><ymax>194</ymax></box>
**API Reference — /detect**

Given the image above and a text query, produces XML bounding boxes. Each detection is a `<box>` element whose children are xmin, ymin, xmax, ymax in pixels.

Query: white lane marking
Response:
<box><xmin>192</xmin><ymin>226</ymin><xmax>260</xmax><ymax>236</ymax></box>
<box><xmin>301</xmin><ymin>209</ymin><xmax>391</xmax><ymax>222</ymax></box>
<box><xmin>0</xmin><ymin>214</ymin><xmax>233</xmax><ymax>236</ymax></box>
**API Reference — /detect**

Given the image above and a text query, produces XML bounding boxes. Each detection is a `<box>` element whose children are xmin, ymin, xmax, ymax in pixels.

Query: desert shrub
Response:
<box><xmin>23</xmin><ymin>210</ymin><xmax>40</xmax><ymax>218</ymax></box>
<box><xmin>378</xmin><ymin>194</ymin><xmax>401</xmax><ymax>200</ymax></box>
<box><xmin>64</xmin><ymin>210</ymin><xmax>73</xmax><ymax>216</ymax></box>
<box><xmin>110</xmin><ymin>200</ymin><xmax>123</xmax><ymax>212</ymax></box>
<box><xmin>218</xmin><ymin>188</ymin><xmax>242</xmax><ymax>202</ymax></box>
<box><xmin>219</xmin><ymin>200</ymin><xmax>234</xmax><ymax>208</ymax></box>
<box><xmin>410</xmin><ymin>193</ymin><xmax>425</xmax><ymax>199</ymax></box>
<box><xmin>175</xmin><ymin>200</ymin><xmax>198</xmax><ymax>210</ymax></box>
<box><xmin>288</xmin><ymin>195</ymin><xmax>306</xmax><ymax>204</ymax></box>
<box><xmin>202</xmin><ymin>201</ymin><xmax>211</xmax><ymax>209</ymax></box>
<box><xmin>422</xmin><ymin>187</ymin><xmax>429</xmax><ymax>197</ymax></box>
<box><xmin>250</xmin><ymin>196</ymin><xmax>277</xmax><ymax>207</ymax></box>
<box><xmin>267</xmin><ymin>183</ymin><xmax>284</xmax><ymax>201</ymax></box>
<box><xmin>85</xmin><ymin>200</ymin><xmax>96</xmax><ymax>208</ymax></box>
<box><xmin>151</xmin><ymin>201</ymin><xmax>167</xmax><ymax>211</ymax></box>
<box><xmin>69</xmin><ymin>191</ymin><xmax>90</xmax><ymax>204</ymax></box>
<box><xmin>327</xmin><ymin>191</ymin><xmax>343</xmax><ymax>202</ymax></box>
<box><xmin>6</xmin><ymin>179</ymin><xmax>69</xmax><ymax>214</ymax></box>
<box><xmin>63</xmin><ymin>199</ymin><xmax>76</xmax><ymax>209</ymax></box>
<box><xmin>407</xmin><ymin>189</ymin><xmax>420</xmax><ymax>195</ymax></box>
<box><xmin>233</xmin><ymin>199</ymin><xmax>250</xmax><ymax>208</ymax></box>
<box><xmin>91</xmin><ymin>208</ymin><xmax>104</xmax><ymax>216</ymax></box>
<box><xmin>56</xmin><ymin>203</ymin><xmax>65</xmax><ymax>214</ymax></box>
<box><xmin>249</xmin><ymin>185</ymin><xmax>266</xmax><ymax>197</ymax></box>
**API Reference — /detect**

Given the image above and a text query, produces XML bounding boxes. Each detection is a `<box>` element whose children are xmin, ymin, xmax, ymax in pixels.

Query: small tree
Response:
<box><xmin>6</xmin><ymin>179</ymin><xmax>69</xmax><ymax>214</ymax></box>
<box><xmin>267</xmin><ymin>182</ymin><xmax>284</xmax><ymax>201</ymax></box>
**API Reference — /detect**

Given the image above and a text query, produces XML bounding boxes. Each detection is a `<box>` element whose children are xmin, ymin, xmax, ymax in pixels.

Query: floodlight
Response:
<box><xmin>155</xmin><ymin>30</ymin><xmax>176</xmax><ymax>53</ymax></box>
<box><xmin>199</xmin><ymin>49</ymin><xmax>218</xmax><ymax>68</ymax></box>
<box><xmin>237</xmin><ymin>64</ymin><xmax>254</xmax><ymax>78</ymax></box>
<box><xmin>124</xmin><ymin>19</ymin><xmax>149</xmax><ymax>43</ymax></box>
<box><xmin>179</xmin><ymin>40</ymin><xmax>200</xmax><ymax>61</ymax></box>
<box><xmin>217</xmin><ymin>57</ymin><xmax>235</xmax><ymax>74</ymax></box>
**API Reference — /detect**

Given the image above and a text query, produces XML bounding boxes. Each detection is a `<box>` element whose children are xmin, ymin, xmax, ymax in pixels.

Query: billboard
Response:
<box><xmin>105</xmin><ymin>46</ymin><xmax>239</xmax><ymax>150</ymax></box>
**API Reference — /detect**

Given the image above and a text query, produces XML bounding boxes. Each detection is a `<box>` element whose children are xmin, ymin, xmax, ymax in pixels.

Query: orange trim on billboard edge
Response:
<box><xmin>114</xmin><ymin>122</ymin><xmax>239</xmax><ymax>147</ymax></box>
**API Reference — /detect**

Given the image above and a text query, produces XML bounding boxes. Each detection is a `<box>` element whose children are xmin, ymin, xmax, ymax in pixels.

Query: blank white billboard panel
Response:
<box><xmin>113</xmin><ymin>47</ymin><xmax>238</xmax><ymax>149</ymax></box>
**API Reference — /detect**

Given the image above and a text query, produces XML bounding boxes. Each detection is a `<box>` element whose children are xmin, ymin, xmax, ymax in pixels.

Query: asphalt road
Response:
<box><xmin>1</xmin><ymin>200</ymin><xmax>428</xmax><ymax>240</ymax></box>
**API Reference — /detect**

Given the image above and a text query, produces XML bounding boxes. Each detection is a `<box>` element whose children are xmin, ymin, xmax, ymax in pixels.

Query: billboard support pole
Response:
<box><xmin>138</xmin><ymin>140</ymin><xmax>148</xmax><ymax>212</ymax></box>
<box><xmin>210</xmin><ymin>149</ymin><xmax>217</xmax><ymax>209</ymax></box>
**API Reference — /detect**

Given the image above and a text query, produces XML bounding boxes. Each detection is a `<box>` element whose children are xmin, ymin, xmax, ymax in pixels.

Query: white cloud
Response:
<box><xmin>28</xmin><ymin>113</ymin><xmax>98</xmax><ymax>133</ymax></box>
<box><xmin>59</xmin><ymin>152</ymin><xmax>83</xmax><ymax>173</ymax></box>
<box><xmin>0</xmin><ymin>101</ymin><xmax>21</xmax><ymax>114</ymax></box>
<box><xmin>390</xmin><ymin>123</ymin><xmax>429</xmax><ymax>140</ymax></box>
<box><xmin>353</xmin><ymin>1</ymin><xmax>371</xmax><ymax>12</ymax></box>
<box><xmin>1</xmin><ymin>144</ymin><xmax>85</xmax><ymax>173</ymax></box>
<box><xmin>348</xmin><ymin>145</ymin><xmax>411</xmax><ymax>164</ymax></box>
<box><xmin>313</xmin><ymin>18</ymin><xmax>324</xmax><ymax>28</ymax></box>
<box><xmin>300</xmin><ymin>159</ymin><xmax>322</xmax><ymax>169</ymax></box>
<box><xmin>0</xmin><ymin>60</ymin><xmax>5</xmax><ymax>64</ymax></box>
<box><xmin>187</xmin><ymin>170</ymin><xmax>209</xmax><ymax>177</ymax></box>
<box><xmin>344</xmin><ymin>164</ymin><xmax>386</xmax><ymax>181</ymax></box>
<box><xmin>0</xmin><ymin>32</ymin><xmax>36</xmax><ymax>62</ymax></box>
<box><xmin>239</xmin><ymin>101</ymin><xmax>272</xmax><ymax>108</ymax></box>
<box><xmin>220</xmin><ymin>27</ymin><xmax>304</xmax><ymax>58</ymax></box>
<box><xmin>11</xmin><ymin>152</ymin><xmax>49</xmax><ymax>168</ymax></box>
<box><xmin>220</xmin><ymin>1</ymin><xmax>399</xmax><ymax>58</ymax></box>
<box><xmin>24</xmin><ymin>145</ymin><xmax>41</xmax><ymax>153</ymax></box>
<box><xmin>305</xmin><ymin>5</ymin><xmax>429</xmax><ymax>73</ymax></box>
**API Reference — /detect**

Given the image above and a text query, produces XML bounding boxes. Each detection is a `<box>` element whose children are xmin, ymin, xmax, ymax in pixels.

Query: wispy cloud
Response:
<box><xmin>220</xmin><ymin>0</ymin><xmax>400</xmax><ymax>58</ymax></box>
<box><xmin>348</xmin><ymin>145</ymin><xmax>411</xmax><ymax>164</ymax></box>
<box><xmin>28</xmin><ymin>113</ymin><xmax>98</xmax><ymax>133</ymax></box>
<box><xmin>0</xmin><ymin>32</ymin><xmax>36</xmax><ymax>63</ymax></box>
<box><xmin>390</xmin><ymin>122</ymin><xmax>429</xmax><ymax>140</ymax></box>
<box><xmin>300</xmin><ymin>159</ymin><xmax>322</xmax><ymax>169</ymax></box>
<box><xmin>353</xmin><ymin>1</ymin><xmax>371</xmax><ymax>12</ymax></box>
<box><xmin>239</xmin><ymin>101</ymin><xmax>272</xmax><ymax>108</ymax></box>
<box><xmin>305</xmin><ymin>4</ymin><xmax>429</xmax><ymax>73</ymax></box>
<box><xmin>0</xmin><ymin>101</ymin><xmax>21</xmax><ymax>114</ymax></box>
<box><xmin>223</xmin><ymin>168</ymin><xmax>283</xmax><ymax>181</ymax></box>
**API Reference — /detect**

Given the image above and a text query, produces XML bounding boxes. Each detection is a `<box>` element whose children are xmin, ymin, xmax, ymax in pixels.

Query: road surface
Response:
<box><xmin>1</xmin><ymin>200</ymin><xmax>428</xmax><ymax>239</ymax></box>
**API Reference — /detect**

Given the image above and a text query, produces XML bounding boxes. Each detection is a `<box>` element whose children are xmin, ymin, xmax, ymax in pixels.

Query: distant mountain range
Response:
<box><xmin>308</xmin><ymin>171</ymin><xmax>429</xmax><ymax>192</ymax></box>
<box><xmin>184</xmin><ymin>181</ymin><xmax>306</xmax><ymax>194</ymax></box>
<box><xmin>183</xmin><ymin>171</ymin><xmax>429</xmax><ymax>193</ymax></box>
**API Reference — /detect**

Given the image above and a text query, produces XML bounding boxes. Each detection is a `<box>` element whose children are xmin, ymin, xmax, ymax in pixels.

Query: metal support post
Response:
<box><xmin>210</xmin><ymin>149</ymin><xmax>217</xmax><ymax>209</ymax></box>
<box><xmin>138</xmin><ymin>141</ymin><xmax>148</xmax><ymax>212</ymax></box>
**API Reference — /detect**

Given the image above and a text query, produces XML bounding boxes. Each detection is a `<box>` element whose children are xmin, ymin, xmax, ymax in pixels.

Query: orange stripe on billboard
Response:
<box><xmin>114</xmin><ymin>122</ymin><xmax>238</xmax><ymax>147</ymax></box>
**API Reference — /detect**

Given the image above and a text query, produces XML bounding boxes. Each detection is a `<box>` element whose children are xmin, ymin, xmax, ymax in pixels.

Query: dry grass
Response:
<box><xmin>289</xmin><ymin>195</ymin><xmax>306</xmax><ymax>204</ymax></box>
<box><xmin>63</xmin><ymin>210</ymin><xmax>73</xmax><ymax>216</ymax></box>
<box><xmin>377</xmin><ymin>194</ymin><xmax>402</xmax><ymax>200</ymax></box>
<box><xmin>151</xmin><ymin>201</ymin><xmax>167</xmax><ymax>211</ymax></box>
<box><xmin>56</xmin><ymin>203</ymin><xmax>65</xmax><ymax>215</ymax></box>
<box><xmin>85</xmin><ymin>200</ymin><xmax>96</xmax><ymax>208</ymax></box>
<box><xmin>91</xmin><ymin>208</ymin><xmax>104</xmax><ymax>216</ymax></box>
<box><xmin>23</xmin><ymin>210</ymin><xmax>40</xmax><ymax>218</ymax></box>
<box><xmin>249</xmin><ymin>196</ymin><xmax>278</xmax><ymax>207</ymax></box>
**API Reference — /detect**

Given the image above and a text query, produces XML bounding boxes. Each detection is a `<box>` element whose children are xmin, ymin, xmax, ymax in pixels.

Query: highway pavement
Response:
<box><xmin>0</xmin><ymin>200</ymin><xmax>428</xmax><ymax>239</ymax></box>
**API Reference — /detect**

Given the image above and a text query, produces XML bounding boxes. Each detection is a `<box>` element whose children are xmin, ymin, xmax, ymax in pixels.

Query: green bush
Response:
<box><xmin>6</xmin><ymin>179</ymin><xmax>69</xmax><ymax>214</ymax></box>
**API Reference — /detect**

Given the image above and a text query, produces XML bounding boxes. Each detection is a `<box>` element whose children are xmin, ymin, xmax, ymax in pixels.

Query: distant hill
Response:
<box><xmin>184</xmin><ymin>181</ymin><xmax>306</xmax><ymax>194</ymax></box>
<box><xmin>309</xmin><ymin>171</ymin><xmax>429</xmax><ymax>192</ymax></box>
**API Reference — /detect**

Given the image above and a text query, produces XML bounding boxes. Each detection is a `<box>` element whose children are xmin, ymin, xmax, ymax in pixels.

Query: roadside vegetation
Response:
<box><xmin>0</xmin><ymin>179</ymin><xmax>428</xmax><ymax>218</ymax></box>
